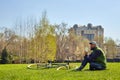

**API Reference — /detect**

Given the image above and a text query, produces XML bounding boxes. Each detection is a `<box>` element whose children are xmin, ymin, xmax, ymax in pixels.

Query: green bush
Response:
<box><xmin>0</xmin><ymin>48</ymin><xmax>9</xmax><ymax>64</ymax></box>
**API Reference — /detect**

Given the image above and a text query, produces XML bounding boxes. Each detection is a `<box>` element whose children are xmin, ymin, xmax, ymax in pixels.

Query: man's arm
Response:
<box><xmin>87</xmin><ymin>50</ymin><xmax>102</xmax><ymax>61</ymax></box>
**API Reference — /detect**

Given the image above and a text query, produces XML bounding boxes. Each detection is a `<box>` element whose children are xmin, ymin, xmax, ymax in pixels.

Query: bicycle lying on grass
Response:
<box><xmin>27</xmin><ymin>61</ymin><xmax>70</xmax><ymax>70</ymax></box>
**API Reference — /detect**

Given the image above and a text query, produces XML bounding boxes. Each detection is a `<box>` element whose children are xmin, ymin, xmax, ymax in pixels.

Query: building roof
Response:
<box><xmin>73</xmin><ymin>23</ymin><xmax>103</xmax><ymax>31</ymax></box>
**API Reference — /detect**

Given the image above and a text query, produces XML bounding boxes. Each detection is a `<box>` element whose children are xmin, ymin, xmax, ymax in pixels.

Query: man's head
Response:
<box><xmin>89</xmin><ymin>41</ymin><xmax>97</xmax><ymax>50</ymax></box>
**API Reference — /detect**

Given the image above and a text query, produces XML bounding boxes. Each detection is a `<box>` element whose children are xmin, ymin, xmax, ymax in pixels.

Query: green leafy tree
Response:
<box><xmin>28</xmin><ymin>11</ymin><xmax>57</xmax><ymax>62</ymax></box>
<box><xmin>1</xmin><ymin>48</ymin><xmax>9</xmax><ymax>64</ymax></box>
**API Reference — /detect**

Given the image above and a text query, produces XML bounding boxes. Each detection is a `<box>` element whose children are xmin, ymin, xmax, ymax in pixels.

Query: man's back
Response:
<box><xmin>90</xmin><ymin>47</ymin><xmax>107</xmax><ymax>68</ymax></box>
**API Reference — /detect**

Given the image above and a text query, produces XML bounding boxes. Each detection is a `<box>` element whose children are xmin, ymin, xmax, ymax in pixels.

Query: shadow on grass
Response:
<box><xmin>84</xmin><ymin>69</ymin><xmax>109</xmax><ymax>71</ymax></box>
<box><xmin>70</xmin><ymin>69</ymin><xmax>109</xmax><ymax>72</ymax></box>
<box><xmin>26</xmin><ymin>67</ymin><xmax>51</xmax><ymax>70</ymax></box>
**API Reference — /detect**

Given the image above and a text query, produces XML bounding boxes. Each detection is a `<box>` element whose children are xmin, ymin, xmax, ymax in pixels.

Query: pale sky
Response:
<box><xmin>0</xmin><ymin>0</ymin><xmax>120</xmax><ymax>40</ymax></box>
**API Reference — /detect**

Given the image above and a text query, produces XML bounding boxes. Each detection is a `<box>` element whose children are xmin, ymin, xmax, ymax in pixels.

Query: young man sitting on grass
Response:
<box><xmin>76</xmin><ymin>41</ymin><xmax>107</xmax><ymax>71</ymax></box>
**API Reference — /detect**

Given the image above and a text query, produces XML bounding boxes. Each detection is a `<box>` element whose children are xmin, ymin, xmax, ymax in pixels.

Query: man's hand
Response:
<box><xmin>84</xmin><ymin>47</ymin><xmax>89</xmax><ymax>55</ymax></box>
<box><xmin>84</xmin><ymin>51</ymin><xmax>88</xmax><ymax>55</ymax></box>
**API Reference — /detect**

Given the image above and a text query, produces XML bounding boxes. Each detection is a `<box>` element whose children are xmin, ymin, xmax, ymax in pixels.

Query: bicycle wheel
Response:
<box><xmin>27</xmin><ymin>63</ymin><xmax>49</xmax><ymax>69</ymax></box>
<box><xmin>57</xmin><ymin>65</ymin><xmax>70</xmax><ymax>70</ymax></box>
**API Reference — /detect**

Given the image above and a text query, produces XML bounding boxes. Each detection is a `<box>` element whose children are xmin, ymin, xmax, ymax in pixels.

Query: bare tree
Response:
<box><xmin>104</xmin><ymin>37</ymin><xmax>117</xmax><ymax>59</ymax></box>
<box><xmin>55</xmin><ymin>23</ymin><xmax>68</xmax><ymax>61</ymax></box>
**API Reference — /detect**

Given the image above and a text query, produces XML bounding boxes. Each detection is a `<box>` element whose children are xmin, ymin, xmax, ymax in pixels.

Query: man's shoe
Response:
<box><xmin>75</xmin><ymin>66</ymin><xmax>84</xmax><ymax>71</ymax></box>
<box><xmin>75</xmin><ymin>68</ymin><xmax>82</xmax><ymax>71</ymax></box>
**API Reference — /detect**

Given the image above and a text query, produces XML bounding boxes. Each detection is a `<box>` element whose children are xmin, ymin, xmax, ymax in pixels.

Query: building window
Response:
<box><xmin>84</xmin><ymin>34</ymin><xmax>94</xmax><ymax>41</ymax></box>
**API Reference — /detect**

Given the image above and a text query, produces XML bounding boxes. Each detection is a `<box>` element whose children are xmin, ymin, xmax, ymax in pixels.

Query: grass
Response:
<box><xmin>0</xmin><ymin>63</ymin><xmax>120</xmax><ymax>80</ymax></box>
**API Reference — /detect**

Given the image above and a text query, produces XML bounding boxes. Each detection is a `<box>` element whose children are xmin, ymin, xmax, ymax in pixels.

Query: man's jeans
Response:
<box><xmin>80</xmin><ymin>56</ymin><xmax>105</xmax><ymax>70</ymax></box>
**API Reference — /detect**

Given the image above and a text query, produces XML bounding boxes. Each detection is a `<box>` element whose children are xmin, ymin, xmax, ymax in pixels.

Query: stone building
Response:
<box><xmin>71</xmin><ymin>23</ymin><xmax>104</xmax><ymax>41</ymax></box>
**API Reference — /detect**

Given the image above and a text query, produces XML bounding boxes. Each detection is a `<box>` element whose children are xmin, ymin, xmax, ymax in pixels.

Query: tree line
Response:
<box><xmin>0</xmin><ymin>12</ymin><xmax>120</xmax><ymax>64</ymax></box>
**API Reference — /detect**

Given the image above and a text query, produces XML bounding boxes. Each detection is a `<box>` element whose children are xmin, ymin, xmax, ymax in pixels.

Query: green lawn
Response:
<box><xmin>0</xmin><ymin>63</ymin><xmax>120</xmax><ymax>80</ymax></box>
